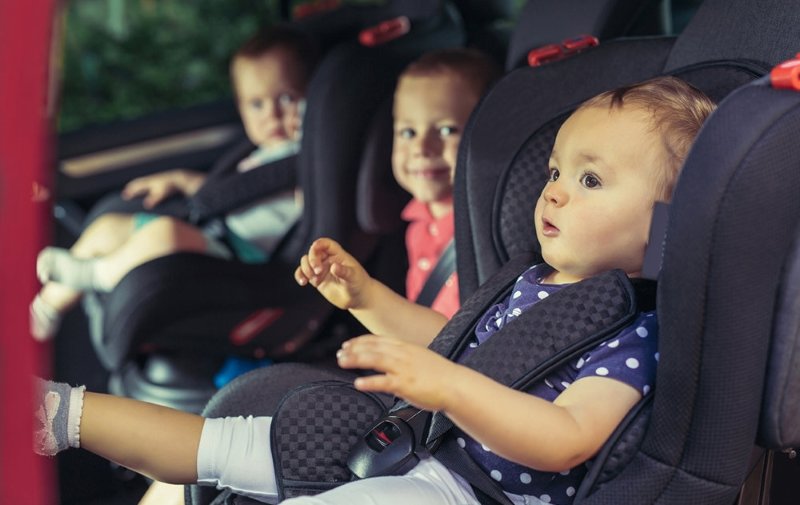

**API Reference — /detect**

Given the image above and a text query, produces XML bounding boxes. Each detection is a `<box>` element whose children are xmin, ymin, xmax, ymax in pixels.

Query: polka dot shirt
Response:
<box><xmin>451</xmin><ymin>264</ymin><xmax>658</xmax><ymax>504</ymax></box>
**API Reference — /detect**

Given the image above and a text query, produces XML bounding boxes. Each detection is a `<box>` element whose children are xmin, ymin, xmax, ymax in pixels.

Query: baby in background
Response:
<box><xmin>31</xmin><ymin>25</ymin><xmax>318</xmax><ymax>341</ymax></box>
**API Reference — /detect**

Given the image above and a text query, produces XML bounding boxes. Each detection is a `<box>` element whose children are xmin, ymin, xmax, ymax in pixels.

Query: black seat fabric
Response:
<box><xmin>504</xmin><ymin>0</ymin><xmax>668</xmax><ymax>70</ymax></box>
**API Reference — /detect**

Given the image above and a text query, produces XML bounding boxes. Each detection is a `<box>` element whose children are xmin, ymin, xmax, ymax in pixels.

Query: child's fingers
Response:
<box><xmin>337</xmin><ymin>335</ymin><xmax>403</xmax><ymax>371</ymax></box>
<box><xmin>121</xmin><ymin>182</ymin><xmax>145</xmax><ymax>200</ymax></box>
<box><xmin>294</xmin><ymin>264</ymin><xmax>309</xmax><ymax>286</ymax></box>
<box><xmin>297</xmin><ymin>255</ymin><xmax>318</xmax><ymax>285</ymax></box>
<box><xmin>329</xmin><ymin>262</ymin><xmax>354</xmax><ymax>283</ymax></box>
<box><xmin>353</xmin><ymin>374</ymin><xmax>395</xmax><ymax>394</ymax></box>
<box><xmin>142</xmin><ymin>193</ymin><xmax>162</xmax><ymax>209</ymax></box>
<box><xmin>307</xmin><ymin>240</ymin><xmax>333</xmax><ymax>274</ymax></box>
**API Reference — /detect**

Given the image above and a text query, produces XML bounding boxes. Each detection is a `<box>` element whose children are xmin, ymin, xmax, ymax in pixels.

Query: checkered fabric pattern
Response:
<box><xmin>498</xmin><ymin>116</ymin><xmax>567</xmax><ymax>259</ymax></box>
<box><xmin>272</xmin><ymin>380</ymin><xmax>389</xmax><ymax>498</ymax></box>
<box><xmin>426</xmin><ymin>270</ymin><xmax>636</xmax><ymax>443</ymax></box>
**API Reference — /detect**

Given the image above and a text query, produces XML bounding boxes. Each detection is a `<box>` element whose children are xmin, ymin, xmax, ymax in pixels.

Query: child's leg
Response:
<box><xmin>280</xmin><ymin>458</ymin><xmax>482</xmax><ymax>505</ymax></box>
<box><xmin>137</xmin><ymin>481</ymin><xmax>185</xmax><ymax>505</ymax></box>
<box><xmin>32</xmin><ymin>213</ymin><xmax>137</xmax><ymax>340</ymax></box>
<box><xmin>37</xmin><ymin>216</ymin><xmax>209</xmax><ymax>293</ymax></box>
<box><xmin>35</xmin><ymin>379</ymin><xmax>280</xmax><ymax>495</ymax></box>
<box><xmin>35</xmin><ymin>378</ymin><xmax>204</xmax><ymax>484</ymax></box>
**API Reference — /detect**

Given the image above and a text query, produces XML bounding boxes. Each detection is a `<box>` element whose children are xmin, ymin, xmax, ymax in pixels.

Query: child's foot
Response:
<box><xmin>30</xmin><ymin>294</ymin><xmax>63</xmax><ymax>341</ymax></box>
<box><xmin>33</xmin><ymin>378</ymin><xmax>85</xmax><ymax>456</ymax></box>
<box><xmin>36</xmin><ymin>247</ymin><xmax>109</xmax><ymax>291</ymax></box>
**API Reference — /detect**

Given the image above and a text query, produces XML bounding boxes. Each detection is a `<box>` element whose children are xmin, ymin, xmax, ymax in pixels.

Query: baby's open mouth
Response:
<box><xmin>541</xmin><ymin>218</ymin><xmax>559</xmax><ymax>236</ymax></box>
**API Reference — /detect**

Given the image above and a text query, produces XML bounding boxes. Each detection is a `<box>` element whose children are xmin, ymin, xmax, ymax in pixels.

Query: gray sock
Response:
<box><xmin>36</xmin><ymin>247</ymin><xmax>108</xmax><ymax>292</ymax></box>
<box><xmin>34</xmin><ymin>378</ymin><xmax>85</xmax><ymax>456</ymax></box>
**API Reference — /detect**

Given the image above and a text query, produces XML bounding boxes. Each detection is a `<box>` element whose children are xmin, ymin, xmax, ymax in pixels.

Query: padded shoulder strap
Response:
<box><xmin>426</xmin><ymin>253</ymin><xmax>538</xmax><ymax>358</ymax></box>
<box><xmin>188</xmin><ymin>154</ymin><xmax>297</xmax><ymax>224</ymax></box>
<box><xmin>426</xmin><ymin>269</ymin><xmax>642</xmax><ymax>444</ymax></box>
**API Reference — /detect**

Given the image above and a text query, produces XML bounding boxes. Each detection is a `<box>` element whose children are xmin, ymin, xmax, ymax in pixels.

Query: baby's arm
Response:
<box><xmin>296</xmin><ymin>238</ymin><xmax>447</xmax><ymax>346</ymax></box>
<box><xmin>122</xmin><ymin>169</ymin><xmax>207</xmax><ymax>208</ymax></box>
<box><xmin>80</xmin><ymin>391</ymin><xmax>204</xmax><ymax>483</ymax></box>
<box><xmin>337</xmin><ymin>336</ymin><xmax>641</xmax><ymax>472</ymax></box>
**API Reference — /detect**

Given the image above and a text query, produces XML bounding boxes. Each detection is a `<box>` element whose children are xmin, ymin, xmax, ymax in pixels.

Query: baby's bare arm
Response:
<box><xmin>442</xmin><ymin>372</ymin><xmax>641</xmax><ymax>472</ymax></box>
<box><xmin>80</xmin><ymin>392</ymin><xmax>204</xmax><ymax>484</ymax></box>
<box><xmin>351</xmin><ymin>277</ymin><xmax>448</xmax><ymax>346</ymax></box>
<box><xmin>296</xmin><ymin>238</ymin><xmax>447</xmax><ymax>346</ymax></box>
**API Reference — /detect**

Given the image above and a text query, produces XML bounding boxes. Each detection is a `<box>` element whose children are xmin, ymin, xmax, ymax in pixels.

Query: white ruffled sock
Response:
<box><xmin>34</xmin><ymin>378</ymin><xmax>86</xmax><ymax>456</ymax></box>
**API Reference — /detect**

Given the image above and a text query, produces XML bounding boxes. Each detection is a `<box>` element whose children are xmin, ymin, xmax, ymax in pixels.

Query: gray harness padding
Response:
<box><xmin>268</xmin><ymin>255</ymin><xmax>655</xmax><ymax>502</ymax></box>
<box><xmin>188</xmin><ymin>143</ymin><xmax>298</xmax><ymax>225</ymax></box>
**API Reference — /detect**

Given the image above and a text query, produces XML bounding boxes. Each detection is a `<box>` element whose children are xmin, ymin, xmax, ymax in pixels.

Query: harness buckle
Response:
<box><xmin>347</xmin><ymin>406</ymin><xmax>432</xmax><ymax>478</ymax></box>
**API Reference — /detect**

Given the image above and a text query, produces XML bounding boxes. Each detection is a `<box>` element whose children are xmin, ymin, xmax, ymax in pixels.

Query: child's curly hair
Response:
<box><xmin>581</xmin><ymin>76</ymin><xmax>716</xmax><ymax>201</ymax></box>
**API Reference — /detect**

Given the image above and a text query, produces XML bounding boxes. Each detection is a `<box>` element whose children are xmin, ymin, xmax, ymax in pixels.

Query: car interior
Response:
<box><xmin>186</xmin><ymin>0</ymin><xmax>800</xmax><ymax>503</ymax></box>
<box><xmin>4</xmin><ymin>0</ymin><xmax>800</xmax><ymax>504</ymax></box>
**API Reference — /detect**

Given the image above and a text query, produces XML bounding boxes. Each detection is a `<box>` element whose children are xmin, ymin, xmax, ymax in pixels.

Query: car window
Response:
<box><xmin>58</xmin><ymin>0</ymin><xmax>279</xmax><ymax>133</ymax></box>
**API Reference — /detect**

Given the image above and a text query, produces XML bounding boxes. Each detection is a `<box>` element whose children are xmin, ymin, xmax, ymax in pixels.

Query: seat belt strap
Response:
<box><xmin>435</xmin><ymin>437</ymin><xmax>514</xmax><ymax>505</ymax></box>
<box><xmin>415</xmin><ymin>240</ymin><xmax>456</xmax><ymax>308</ymax></box>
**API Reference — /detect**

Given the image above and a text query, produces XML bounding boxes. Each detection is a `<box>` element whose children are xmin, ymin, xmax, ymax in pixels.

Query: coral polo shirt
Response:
<box><xmin>402</xmin><ymin>199</ymin><xmax>460</xmax><ymax>318</ymax></box>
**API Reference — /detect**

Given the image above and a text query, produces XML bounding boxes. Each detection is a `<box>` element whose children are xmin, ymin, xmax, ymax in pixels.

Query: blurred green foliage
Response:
<box><xmin>59</xmin><ymin>0</ymin><xmax>279</xmax><ymax>132</ymax></box>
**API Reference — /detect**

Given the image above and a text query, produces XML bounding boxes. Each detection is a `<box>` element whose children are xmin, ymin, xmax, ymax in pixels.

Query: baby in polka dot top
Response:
<box><xmin>323</xmin><ymin>76</ymin><xmax>716</xmax><ymax>505</ymax></box>
<box><xmin>33</xmin><ymin>76</ymin><xmax>715</xmax><ymax>505</ymax></box>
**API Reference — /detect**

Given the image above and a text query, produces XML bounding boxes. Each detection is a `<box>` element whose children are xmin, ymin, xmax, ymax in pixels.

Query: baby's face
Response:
<box><xmin>534</xmin><ymin>105</ymin><xmax>667</xmax><ymax>284</ymax></box>
<box><xmin>234</xmin><ymin>47</ymin><xmax>306</xmax><ymax>148</ymax></box>
<box><xmin>391</xmin><ymin>72</ymin><xmax>479</xmax><ymax>216</ymax></box>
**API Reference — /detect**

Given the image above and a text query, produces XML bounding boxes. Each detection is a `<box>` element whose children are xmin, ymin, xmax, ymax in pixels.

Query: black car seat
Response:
<box><xmin>182</xmin><ymin>0</ymin><xmax>800</xmax><ymax>502</ymax></box>
<box><xmin>437</xmin><ymin>0</ymin><xmax>800</xmax><ymax>500</ymax></box>
<box><xmin>79</xmin><ymin>0</ymin><xmax>468</xmax><ymax>413</ymax></box>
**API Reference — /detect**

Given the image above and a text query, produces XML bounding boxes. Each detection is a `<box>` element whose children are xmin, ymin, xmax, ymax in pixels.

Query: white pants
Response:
<box><xmin>196</xmin><ymin>416</ymin><xmax>551</xmax><ymax>505</ymax></box>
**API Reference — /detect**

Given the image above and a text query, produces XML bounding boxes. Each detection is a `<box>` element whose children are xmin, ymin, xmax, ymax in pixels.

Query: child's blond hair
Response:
<box><xmin>230</xmin><ymin>25</ymin><xmax>319</xmax><ymax>97</ymax></box>
<box><xmin>580</xmin><ymin>76</ymin><xmax>716</xmax><ymax>200</ymax></box>
<box><xmin>399</xmin><ymin>48</ymin><xmax>502</xmax><ymax>102</ymax></box>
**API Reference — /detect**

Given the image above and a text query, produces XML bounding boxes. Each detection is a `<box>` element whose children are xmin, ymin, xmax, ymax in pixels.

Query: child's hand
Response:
<box><xmin>295</xmin><ymin>238</ymin><xmax>371</xmax><ymax>310</ymax></box>
<box><xmin>336</xmin><ymin>334</ymin><xmax>458</xmax><ymax>412</ymax></box>
<box><xmin>122</xmin><ymin>169</ymin><xmax>206</xmax><ymax>208</ymax></box>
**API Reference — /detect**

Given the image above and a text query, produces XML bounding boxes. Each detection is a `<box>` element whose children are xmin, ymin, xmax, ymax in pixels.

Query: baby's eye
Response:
<box><xmin>548</xmin><ymin>168</ymin><xmax>560</xmax><ymax>182</ymax></box>
<box><xmin>438</xmin><ymin>125</ymin><xmax>459</xmax><ymax>137</ymax></box>
<box><xmin>248</xmin><ymin>98</ymin><xmax>264</xmax><ymax>110</ymax></box>
<box><xmin>580</xmin><ymin>172</ymin><xmax>601</xmax><ymax>188</ymax></box>
<box><xmin>397</xmin><ymin>127</ymin><xmax>415</xmax><ymax>140</ymax></box>
<box><xmin>277</xmin><ymin>93</ymin><xmax>297</xmax><ymax>107</ymax></box>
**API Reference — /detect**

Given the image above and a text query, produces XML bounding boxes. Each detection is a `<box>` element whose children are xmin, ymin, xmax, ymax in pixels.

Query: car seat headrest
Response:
<box><xmin>451</xmin><ymin>0</ymin><xmax>515</xmax><ymax>26</ymax></box>
<box><xmin>291</xmin><ymin>0</ymin><xmax>453</xmax><ymax>47</ymax></box>
<box><xmin>493</xmin><ymin>114</ymin><xmax>565</xmax><ymax>260</ymax></box>
<box><xmin>356</xmin><ymin>96</ymin><xmax>410</xmax><ymax>235</ymax></box>
<box><xmin>664</xmin><ymin>0</ymin><xmax>800</xmax><ymax>71</ymax></box>
<box><xmin>505</xmin><ymin>0</ymin><xmax>662</xmax><ymax>70</ymax></box>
